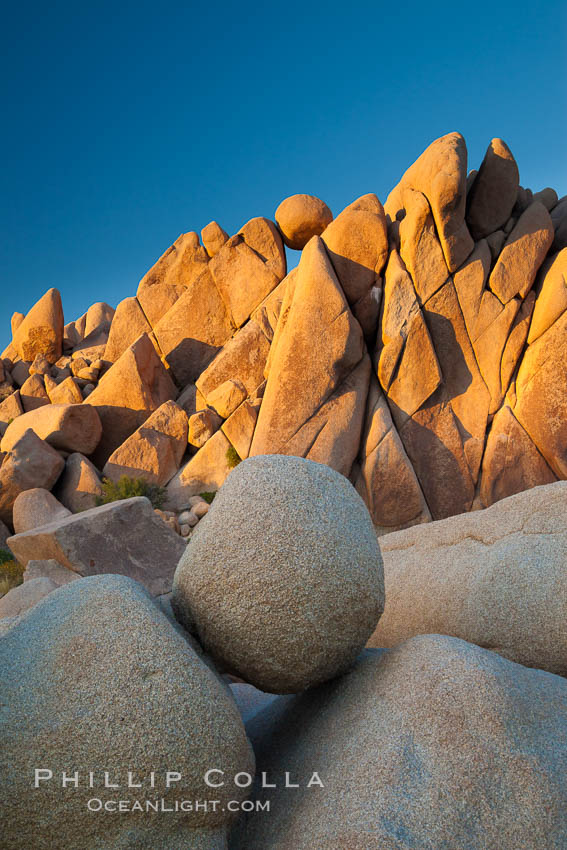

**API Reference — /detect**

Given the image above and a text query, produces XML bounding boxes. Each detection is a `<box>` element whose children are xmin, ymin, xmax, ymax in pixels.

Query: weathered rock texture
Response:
<box><xmin>231</xmin><ymin>635</ymin><xmax>567</xmax><ymax>849</ymax></box>
<box><xmin>12</xmin><ymin>488</ymin><xmax>71</xmax><ymax>533</ymax></box>
<box><xmin>0</xmin><ymin>575</ymin><xmax>255</xmax><ymax>849</ymax></box>
<box><xmin>368</xmin><ymin>481</ymin><xmax>567</xmax><ymax>676</ymax></box>
<box><xmin>172</xmin><ymin>455</ymin><xmax>384</xmax><ymax>692</ymax></box>
<box><xmin>0</xmin><ymin>132</ymin><xmax>565</xmax><ymax>529</ymax></box>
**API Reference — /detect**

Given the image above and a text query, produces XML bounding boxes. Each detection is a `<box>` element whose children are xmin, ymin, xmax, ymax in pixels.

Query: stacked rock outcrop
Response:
<box><xmin>0</xmin><ymin>130</ymin><xmax>565</xmax><ymax>589</ymax></box>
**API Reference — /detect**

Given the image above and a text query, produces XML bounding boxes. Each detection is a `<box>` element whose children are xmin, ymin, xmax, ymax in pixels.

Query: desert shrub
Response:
<box><xmin>226</xmin><ymin>445</ymin><xmax>242</xmax><ymax>470</ymax></box>
<box><xmin>200</xmin><ymin>491</ymin><xmax>216</xmax><ymax>504</ymax></box>
<box><xmin>0</xmin><ymin>550</ymin><xmax>24</xmax><ymax>598</ymax></box>
<box><xmin>96</xmin><ymin>476</ymin><xmax>166</xmax><ymax>510</ymax></box>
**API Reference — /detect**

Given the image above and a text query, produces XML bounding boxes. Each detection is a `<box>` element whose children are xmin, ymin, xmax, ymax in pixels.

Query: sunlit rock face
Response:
<box><xmin>1</xmin><ymin>131</ymin><xmax>566</xmax><ymax>535</ymax></box>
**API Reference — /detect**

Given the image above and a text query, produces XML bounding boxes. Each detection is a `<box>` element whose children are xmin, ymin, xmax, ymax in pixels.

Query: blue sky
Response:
<box><xmin>1</xmin><ymin>0</ymin><xmax>565</xmax><ymax>344</ymax></box>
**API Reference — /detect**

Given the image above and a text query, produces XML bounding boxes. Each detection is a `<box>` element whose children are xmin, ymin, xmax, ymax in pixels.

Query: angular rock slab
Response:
<box><xmin>376</xmin><ymin>248</ymin><xmax>441</xmax><ymax>420</ymax></box>
<box><xmin>0</xmin><ymin>575</ymin><xmax>255</xmax><ymax>849</ymax></box>
<box><xmin>23</xmin><ymin>558</ymin><xmax>80</xmax><ymax>586</ymax></box>
<box><xmin>250</xmin><ymin>236</ymin><xmax>366</xmax><ymax>464</ymax></box>
<box><xmin>466</xmin><ymin>137</ymin><xmax>520</xmax><ymax>239</ymax></box>
<box><xmin>13</xmin><ymin>488</ymin><xmax>71</xmax><ymax>533</ymax></box>
<box><xmin>0</xmin><ymin>576</ymin><xmax>58</xmax><ymax>620</ymax></box>
<box><xmin>166</xmin><ymin>430</ymin><xmax>233</xmax><ymax>510</ymax></box>
<box><xmin>152</xmin><ymin>268</ymin><xmax>235</xmax><ymax>387</ymax></box>
<box><xmin>196</xmin><ymin>320</ymin><xmax>270</xmax><ymax>402</ymax></box>
<box><xmin>527</xmin><ymin>247</ymin><xmax>567</xmax><ymax>344</ymax></box>
<box><xmin>85</xmin><ymin>333</ymin><xmax>177</xmax><ymax>467</ymax></box>
<box><xmin>0</xmin><ymin>430</ymin><xmax>64</xmax><ymax>525</ymax></box>
<box><xmin>53</xmin><ymin>452</ymin><xmax>103</xmax><ymax>513</ymax></box>
<box><xmin>7</xmin><ymin>497</ymin><xmax>186</xmax><ymax>596</ymax></box>
<box><xmin>489</xmin><ymin>201</ymin><xmax>554</xmax><ymax>303</ymax></box>
<box><xmin>19</xmin><ymin>374</ymin><xmax>50</xmax><ymax>411</ymax></box>
<box><xmin>0</xmin><ymin>391</ymin><xmax>23</xmax><ymax>436</ymax></box>
<box><xmin>104</xmin><ymin>295</ymin><xmax>153</xmax><ymax>362</ymax></box>
<box><xmin>513</xmin><ymin>308</ymin><xmax>567</xmax><ymax>478</ymax></box>
<box><xmin>232</xmin><ymin>635</ymin><xmax>567</xmax><ymax>849</ymax></box>
<box><xmin>209</xmin><ymin>230</ymin><xmax>281</xmax><ymax>329</ymax></box>
<box><xmin>398</xmin><ymin>187</ymin><xmax>449</xmax><ymax>303</ymax></box>
<box><xmin>103</xmin><ymin>400</ymin><xmax>188</xmax><ymax>486</ymax></box>
<box><xmin>136</xmin><ymin>230</ymin><xmax>210</xmax><ymax>327</ymax></box>
<box><xmin>479</xmin><ymin>405</ymin><xmax>557</xmax><ymax>507</ymax></box>
<box><xmin>422</xmin><ymin>278</ymin><xmax>491</xmax><ymax>485</ymax></box>
<box><xmin>281</xmin><ymin>354</ymin><xmax>371</xmax><ymax>478</ymax></box>
<box><xmin>369</xmin><ymin>481</ymin><xmax>567</xmax><ymax>677</ymax></box>
<box><xmin>355</xmin><ymin>376</ymin><xmax>431</xmax><ymax>532</ymax></box>
<box><xmin>221</xmin><ymin>400</ymin><xmax>258</xmax><ymax>460</ymax></box>
<box><xmin>47</xmin><ymin>375</ymin><xmax>83</xmax><ymax>405</ymax></box>
<box><xmin>384</xmin><ymin>132</ymin><xmax>474</xmax><ymax>272</ymax></box>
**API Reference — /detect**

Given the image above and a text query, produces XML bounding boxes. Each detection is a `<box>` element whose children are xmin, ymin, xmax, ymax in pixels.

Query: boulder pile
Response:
<box><xmin>0</xmin><ymin>132</ymin><xmax>564</xmax><ymax>559</ymax></box>
<box><xmin>0</xmin><ymin>131</ymin><xmax>566</xmax><ymax>847</ymax></box>
<box><xmin>1</xmin><ymin>458</ymin><xmax>566</xmax><ymax>848</ymax></box>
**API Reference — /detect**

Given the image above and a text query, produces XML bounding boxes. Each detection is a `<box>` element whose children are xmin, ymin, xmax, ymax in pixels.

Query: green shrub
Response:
<box><xmin>226</xmin><ymin>445</ymin><xmax>241</xmax><ymax>470</ymax></box>
<box><xmin>0</xmin><ymin>551</ymin><xmax>24</xmax><ymax>598</ymax></box>
<box><xmin>200</xmin><ymin>491</ymin><xmax>216</xmax><ymax>504</ymax></box>
<box><xmin>96</xmin><ymin>476</ymin><xmax>166</xmax><ymax>510</ymax></box>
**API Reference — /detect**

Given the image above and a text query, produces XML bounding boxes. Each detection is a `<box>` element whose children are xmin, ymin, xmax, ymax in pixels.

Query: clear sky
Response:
<box><xmin>1</xmin><ymin>0</ymin><xmax>565</xmax><ymax>346</ymax></box>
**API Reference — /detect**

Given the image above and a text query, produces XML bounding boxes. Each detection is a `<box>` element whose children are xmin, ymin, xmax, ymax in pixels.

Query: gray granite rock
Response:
<box><xmin>12</xmin><ymin>487</ymin><xmax>71</xmax><ymax>533</ymax></box>
<box><xmin>23</xmin><ymin>558</ymin><xmax>79</xmax><ymax>586</ymax></box>
<box><xmin>369</xmin><ymin>481</ymin><xmax>567</xmax><ymax>676</ymax></box>
<box><xmin>231</xmin><ymin>635</ymin><xmax>567</xmax><ymax>849</ymax></box>
<box><xmin>173</xmin><ymin>455</ymin><xmax>384</xmax><ymax>692</ymax></box>
<box><xmin>0</xmin><ymin>576</ymin><xmax>58</xmax><ymax>619</ymax></box>
<box><xmin>7</xmin><ymin>497</ymin><xmax>186</xmax><ymax>596</ymax></box>
<box><xmin>1</xmin><ymin>574</ymin><xmax>255</xmax><ymax>849</ymax></box>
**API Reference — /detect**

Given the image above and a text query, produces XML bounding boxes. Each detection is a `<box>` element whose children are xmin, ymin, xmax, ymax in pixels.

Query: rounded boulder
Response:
<box><xmin>172</xmin><ymin>455</ymin><xmax>384</xmax><ymax>693</ymax></box>
<box><xmin>0</xmin><ymin>403</ymin><xmax>102</xmax><ymax>455</ymax></box>
<box><xmin>275</xmin><ymin>194</ymin><xmax>333</xmax><ymax>250</ymax></box>
<box><xmin>12</xmin><ymin>487</ymin><xmax>71</xmax><ymax>533</ymax></box>
<box><xmin>1</xmin><ymin>574</ymin><xmax>255</xmax><ymax>848</ymax></box>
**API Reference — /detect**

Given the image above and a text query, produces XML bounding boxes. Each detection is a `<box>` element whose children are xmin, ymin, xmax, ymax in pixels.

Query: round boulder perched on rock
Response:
<box><xmin>275</xmin><ymin>194</ymin><xmax>333</xmax><ymax>250</ymax></box>
<box><xmin>172</xmin><ymin>455</ymin><xmax>384</xmax><ymax>693</ymax></box>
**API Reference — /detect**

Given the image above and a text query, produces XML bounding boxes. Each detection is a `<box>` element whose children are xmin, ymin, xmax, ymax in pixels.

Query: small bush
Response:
<box><xmin>96</xmin><ymin>476</ymin><xmax>167</xmax><ymax>510</ymax></box>
<box><xmin>226</xmin><ymin>445</ymin><xmax>241</xmax><ymax>470</ymax></box>
<box><xmin>200</xmin><ymin>491</ymin><xmax>216</xmax><ymax>504</ymax></box>
<box><xmin>0</xmin><ymin>550</ymin><xmax>24</xmax><ymax>598</ymax></box>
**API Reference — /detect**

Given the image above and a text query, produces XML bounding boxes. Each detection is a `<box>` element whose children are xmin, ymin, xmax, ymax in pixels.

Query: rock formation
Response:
<box><xmin>232</xmin><ymin>635</ymin><xmax>567</xmax><ymax>849</ymax></box>
<box><xmin>0</xmin><ymin>131</ymin><xmax>562</xmax><ymax>542</ymax></box>
<box><xmin>1</xmin><ymin>575</ymin><xmax>254</xmax><ymax>849</ymax></box>
<box><xmin>172</xmin><ymin>455</ymin><xmax>384</xmax><ymax>692</ymax></box>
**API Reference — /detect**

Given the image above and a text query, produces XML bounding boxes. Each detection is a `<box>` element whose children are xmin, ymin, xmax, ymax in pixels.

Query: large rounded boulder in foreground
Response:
<box><xmin>0</xmin><ymin>574</ymin><xmax>255</xmax><ymax>850</ymax></box>
<box><xmin>232</xmin><ymin>635</ymin><xmax>567</xmax><ymax>849</ymax></box>
<box><xmin>275</xmin><ymin>194</ymin><xmax>333</xmax><ymax>250</ymax></box>
<box><xmin>172</xmin><ymin>455</ymin><xmax>384</xmax><ymax>693</ymax></box>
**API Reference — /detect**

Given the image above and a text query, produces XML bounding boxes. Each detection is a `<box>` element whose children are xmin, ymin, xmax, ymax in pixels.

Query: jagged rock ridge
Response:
<box><xmin>0</xmin><ymin>134</ymin><xmax>565</xmax><ymax>539</ymax></box>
